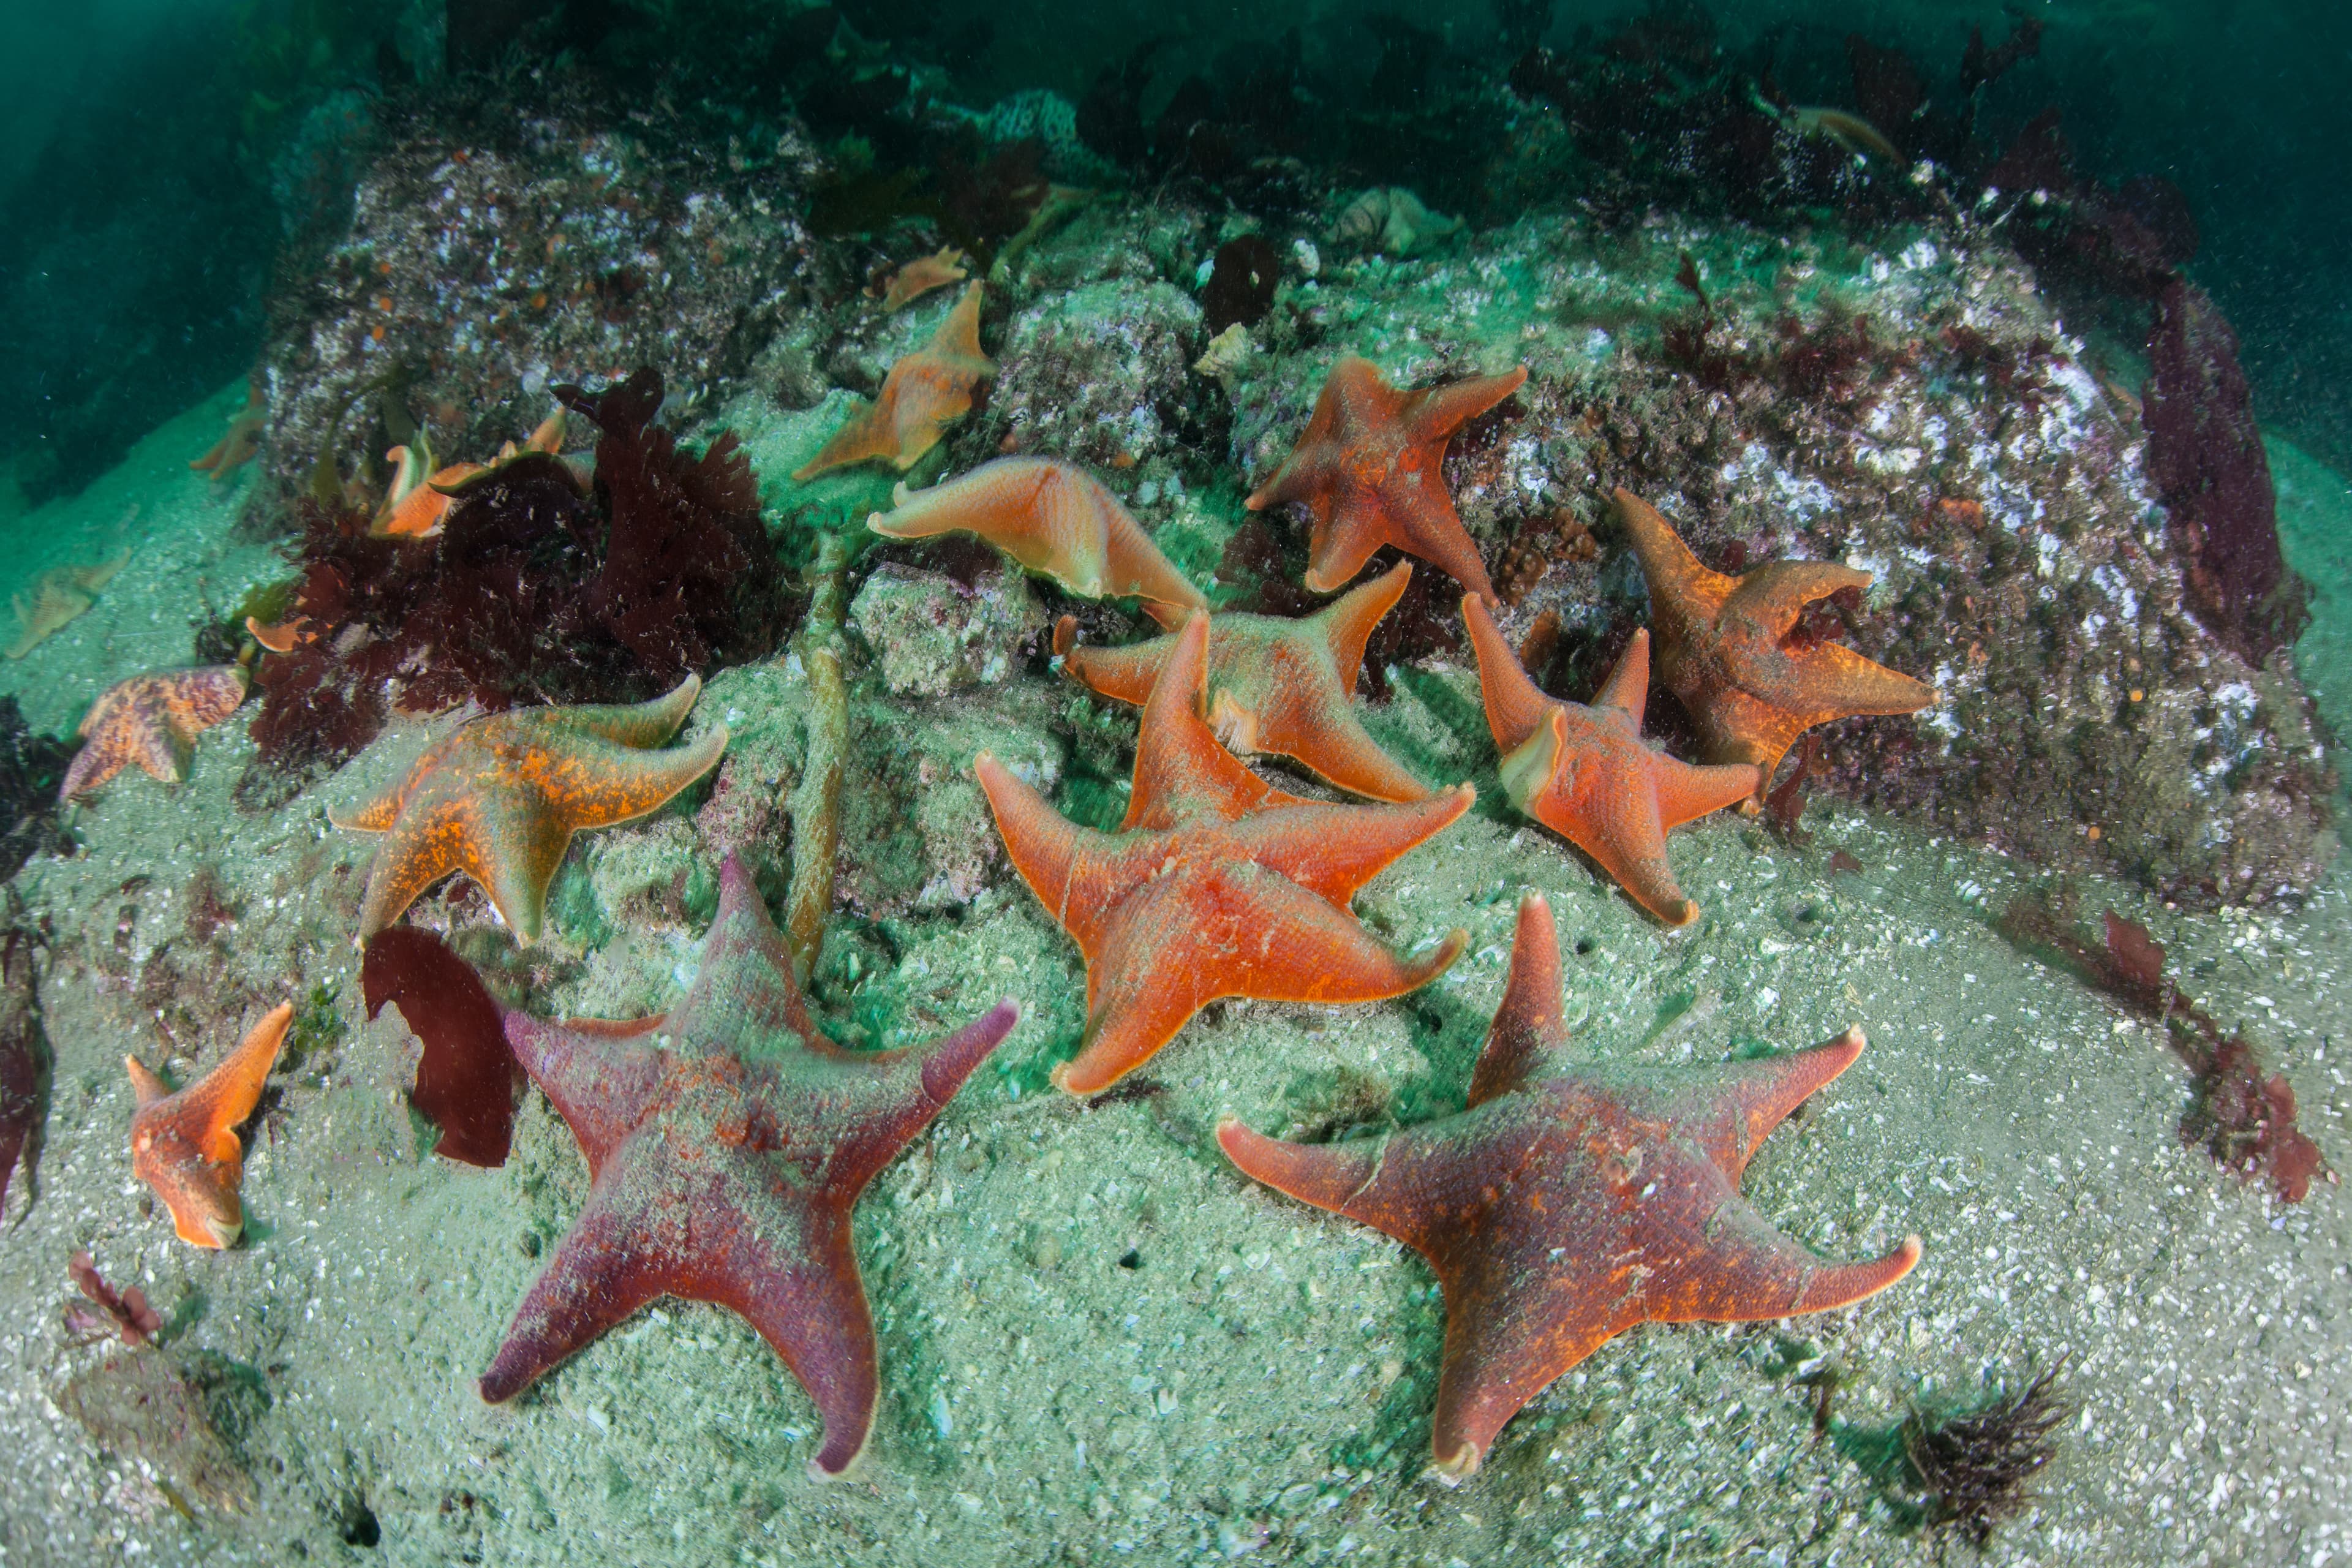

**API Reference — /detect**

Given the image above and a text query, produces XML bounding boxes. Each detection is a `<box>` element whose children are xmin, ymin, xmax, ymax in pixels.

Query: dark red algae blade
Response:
<box><xmin>362</xmin><ymin>929</ymin><xmax>524</xmax><ymax>1167</ymax></box>
<box><xmin>0</xmin><ymin>929</ymin><xmax>44</xmax><ymax>1219</ymax></box>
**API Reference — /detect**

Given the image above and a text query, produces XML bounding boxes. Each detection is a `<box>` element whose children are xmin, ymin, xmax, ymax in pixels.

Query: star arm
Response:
<box><xmin>479</xmin><ymin>1175</ymin><xmax>670</xmax><ymax>1403</ymax></box>
<box><xmin>1591</xmin><ymin>629</ymin><xmax>1651</xmax><ymax>727</ymax></box>
<box><xmin>173</xmin><ymin>666</ymin><xmax>251</xmax><ymax>734</ymax></box>
<box><xmin>1388</xmin><ymin>477</ymin><xmax>1498</xmax><ymax>606</ymax></box>
<box><xmin>128</xmin><ymin>718</ymin><xmax>192</xmax><ymax>785</ymax></box>
<box><xmin>1242</xmin><ymin>431</ymin><xmax>1338</xmax><ymax>514</ymax></box>
<box><xmin>1217</xmin><ymin>1119</ymin><xmax>1387</xmax><ymax>1217</ymax></box>
<box><xmin>883</xmin><ymin>364</ymin><xmax>968</xmax><ymax>469</ymax></box>
<box><xmin>179</xmin><ymin>1003</ymin><xmax>293</xmax><ymax>1166</ymax></box>
<box><xmin>1525</xmin><ymin>747</ymin><xmax>1700</xmax><ymax>927</ymax></box>
<box><xmin>1400</xmin><ymin>366</ymin><xmax>1526</xmax><ymax>442</ymax></box>
<box><xmin>1254</xmin><ymin>676</ymin><xmax>1430</xmax><ymax>804</ymax></box>
<box><xmin>1243</xmin><ymin>361</ymin><xmax>1350</xmax><ymax>514</ymax></box>
<box><xmin>1643</xmin><ymin>1178</ymin><xmax>1922</xmax><ymax>1327</ymax></box>
<box><xmin>1298</xmin><ymin>492</ymin><xmax>1393</xmax><ymax>597</ymax></box>
<box><xmin>1232</xmin><ymin>1100</ymin><xmax>1599</xmax><ymax>1476</ymax></box>
<box><xmin>1313</xmin><ymin>559</ymin><xmax>1414</xmax><ymax>694</ymax></box>
<box><xmin>330</xmin><ymin>771</ymin><xmax>411</xmax><ymax>832</ymax></box>
<box><xmin>1687</xmin><ymin>686</ymin><xmax>1816</xmax><ymax>776</ymax></box>
<box><xmin>1052</xmin><ymin>619</ymin><xmax>1170</xmax><ymax>708</ymax></box>
<box><xmin>930</xmin><ymin>282</ymin><xmax>989</xmax><ymax>361</ymax></box>
<box><xmin>1651</xmin><ymin>754</ymin><xmax>1763</xmax><ymax>832</ymax></box>
<box><xmin>1614</xmin><ymin>489</ymin><xmax>1735</xmax><ymax>623</ymax></box>
<box><xmin>544</xmin><ymin>674</ymin><xmax>703</xmax><ymax>748</ymax></box>
<box><xmin>793</xmin><ymin>398</ymin><xmax>897</xmax><ymax>480</ymax></box>
<box><xmin>1221</xmin><ymin>786</ymin><xmax>1473</xmax><ymax>905</ymax></box>
<box><xmin>1059</xmin><ymin>865</ymin><xmax>1464</xmax><ymax>1095</ymax></box>
<box><xmin>1724</xmin><ymin>560</ymin><xmax>1876</xmax><ymax>641</ymax></box>
<box><xmin>697</xmin><ymin>1194</ymin><xmax>879</xmax><ymax>1478</ymax></box>
<box><xmin>1425</xmin><ymin>1268</ymin><xmax>1625</xmax><ymax>1480</ymax></box>
<box><xmin>525</xmin><ymin>724</ymin><xmax>729</xmax><ymax>831</ymax></box>
<box><xmin>821</xmin><ymin>998</ymin><xmax>1020</xmax><ymax>1196</ymax></box>
<box><xmin>59</xmin><ymin>742</ymin><xmax>127</xmax><ymax>801</ymax></box>
<box><xmin>1123</xmin><ymin>616</ymin><xmax>1296</xmax><ymax>831</ymax></box>
<box><xmin>1466</xmin><ymin>894</ymin><xmax>1569</xmax><ymax>1107</ymax></box>
<box><xmin>667</xmin><ymin>856</ymin><xmax>830</xmax><ymax>1047</ymax></box>
<box><xmin>1634</xmin><ymin>1027</ymin><xmax>1870</xmax><ymax>1181</ymax></box>
<box><xmin>503</xmin><ymin>1013</ymin><xmax>668</xmax><ymax>1178</ymax></box>
<box><xmin>975</xmin><ymin>752</ymin><xmax>1099</xmax><ymax>933</ymax></box>
<box><xmin>1096</xmin><ymin>503</ymin><xmax>1208</xmax><ymax>630</ymax></box>
<box><xmin>353</xmin><ymin>794</ymin><xmax>473</xmax><ymax>940</ymax></box>
<box><xmin>466</xmin><ymin>799</ymin><xmax>575</xmax><ymax>946</ymax></box>
<box><xmin>1792</xmin><ymin>641</ymin><xmax>1936</xmax><ymax>721</ymax></box>
<box><xmin>1464</xmin><ymin>594</ymin><xmax>1553</xmax><ymax>753</ymax></box>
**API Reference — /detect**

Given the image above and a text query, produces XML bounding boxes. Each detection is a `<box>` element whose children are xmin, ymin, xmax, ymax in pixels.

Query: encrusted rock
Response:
<box><xmin>262</xmin><ymin>99</ymin><xmax>818</xmax><ymax>502</ymax></box>
<box><xmin>839</xmin><ymin>680</ymin><xmax>1064</xmax><ymax>915</ymax></box>
<box><xmin>849</xmin><ymin>561</ymin><xmax>1035</xmax><ymax>698</ymax></box>
<box><xmin>976</xmin><ymin>276</ymin><xmax>1205</xmax><ymax>470</ymax></box>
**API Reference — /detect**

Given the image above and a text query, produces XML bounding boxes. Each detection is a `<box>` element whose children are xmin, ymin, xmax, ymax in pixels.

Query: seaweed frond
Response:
<box><xmin>1901</xmin><ymin>1363</ymin><xmax>2071</xmax><ymax>1548</ymax></box>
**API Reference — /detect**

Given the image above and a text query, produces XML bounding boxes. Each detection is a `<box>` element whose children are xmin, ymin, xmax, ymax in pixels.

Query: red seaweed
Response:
<box><xmin>66</xmin><ymin>1250</ymin><xmax>160</xmax><ymax>1346</ymax></box>
<box><xmin>1985</xmin><ymin>117</ymin><xmax>2304</xmax><ymax>666</ymax></box>
<box><xmin>2143</xmin><ymin>279</ymin><xmax>2308</xmax><ymax>666</ymax></box>
<box><xmin>362</xmin><ymin>929</ymin><xmax>522</xmax><ymax>1169</ymax></box>
<box><xmin>1763</xmin><ymin>733</ymin><xmax>1820</xmax><ymax>843</ymax></box>
<box><xmin>0</xmin><ymin>927</ymin><xmax>43</xmax><ymax>1223</ymax></box>
<box><xmin>244</xmin><ymin>368</ymin><xmax>789</xmax><ymax>791</ymax></box>
<box><xmin>1997</xmin><ymin>892</ymin><xmax>2328</xmax><ymax>1202</ymax></box>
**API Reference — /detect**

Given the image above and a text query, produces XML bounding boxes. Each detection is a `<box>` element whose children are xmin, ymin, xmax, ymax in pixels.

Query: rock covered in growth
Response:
<box><xmin>848</xmin><ymin>560</ymin><xmax>1036</xmax><ymax>698</ymax></box>
<box><xmin>839</xmin><ymin>677</ymin><xmax>1066</xmax><ymax>916</ymax></box>
<box><xmin>262</xmin><ymin>95</ymin><xmax>819</xmax><ymax>501</ymax></box>
<box><xmin>1213</xmin><ymin>212</ymin><xmax>2329</xmax><ymax>903</ymax></box>
<box><xmin>975</xmin><ymin>273</ymin><xmax>1208</xmax><ymax>472</ymax></box>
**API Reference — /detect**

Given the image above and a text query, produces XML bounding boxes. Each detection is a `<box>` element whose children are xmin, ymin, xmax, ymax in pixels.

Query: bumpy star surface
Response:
<box><xmin>1245</xmin><ymin>355</ymin><xmax>1526</xmax><ymax>605</ymax></box>
<box><xmin>1616</xmin><ymin>489</ymin><xmax>1934</xmax><ymax>788</ymax></box>
<box><xmin>794</xmin><ymin>283</ymin><xmax>995</xmax><ymax>479</ymax></box>
<box><xmin>62</xmin><ymin>665</ymin><xmax>249</xmax><ymax>801</ymax></box>
<box><xmin>1463</xmin><ymin>595</ymin><xmax>1757</xmax><ymax>925</ymax></box>
<box><xmin>872</xmin><ymin>456</ymin><xmax>1207</xmax><ymax>630</ymax></box>
<box><xmin>978</xmin><ymin>612</ymin><xmax>1472</xmax><ymax>1096</ymax></box>
<box><xmin>127</xmin><ymin>1001</ymin><xmax>292</xmax><ymax>1248</ymax></box>
<box><xmin>483</xmin><ymin>856</ymin><xmax>1018</xmax><ymax>1477</ymax></box>
<box><xmin>331</xmin><ymin>676</ymin><xmax>727</xmax><ymax>944</ymax></box>
<box><xmin>1221</xmin><ymin>892</ymin><xmax>1920</xmax><ymax>1480</ymax></box>
<box><xmin>1053</xmin><ymin>560</ymin><xmax>1428</xmax><ymax>802</ymax></box>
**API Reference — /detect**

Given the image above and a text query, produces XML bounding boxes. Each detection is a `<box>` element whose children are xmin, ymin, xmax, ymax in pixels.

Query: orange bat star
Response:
<box><xmin>127</xmin><ymin>1001</ymin><xmax>293</xmax><ymax>1248</ymax></box>
<box><xmin>61</xmin><ymin>665</ymin><xmax>250</xmax><ymax>801</ymax></box>
<box><xmin>190</xmin><ymin>380</ymin><xmax>266</xmax><ymax>484</ymax></box>
<box><xmin>1221</xmin><ymin>892</ymin><xmax>1920</xmax><ymax>1480</ymax></box>
<box><xmin>978</xmin><ymin>612</ymin><xmax>1472</xmax><ymax>1096</ymax></box>
<box><xmin>878</xmin><ymin>246</ymin><xmax>969</xmax><ymax>312</ymax></box>
<box><xmin>1616</xmin><ymin>489</ymin><xmax>1934</xmax><ymax>791</ymax></box>
<box><xmin>374</xmin><ymin>410</ymin><xmax>567</xmax><ymax>539</ymax></box>
<box><xmin>330</xmin><ymin>676</ymin><xmax>727</xmax><ymax>944</ymax></box>
<box><xmin>1052</xmin><ymin>560</ymin><xmax>1428</xmax><ymax>802</ymax></box>
<box><xmin>795</xmin><ymin>283</ymin><xmax>995</xmax><ymax>480</ymax></box>
<box><xmin>1463</xmin><ymin>594</ymin><xmax>1757</xmax><ymax>925</ymax></box>
<box><xmin>872</xmin><ymin>456</ymin><xmax>1207</xmax><ymax>629</ymax></box>
<box><xmin>1245</xmin><ymin>355</ymin><xmax>1526</xmax><ymax>605</ymax></box>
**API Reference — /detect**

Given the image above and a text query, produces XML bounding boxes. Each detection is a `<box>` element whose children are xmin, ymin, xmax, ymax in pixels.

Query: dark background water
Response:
<box><xmin>1</xmin><ymin>0</ymin><xmax>2346</xmax><ymax>507</ymax></box>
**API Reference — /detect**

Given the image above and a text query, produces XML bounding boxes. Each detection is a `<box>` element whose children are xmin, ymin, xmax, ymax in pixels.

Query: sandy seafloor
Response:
<box><xmin>0</xmin><ymin>383</ymin><xmax>2345</xmax><ymax>1568</ymax></box>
